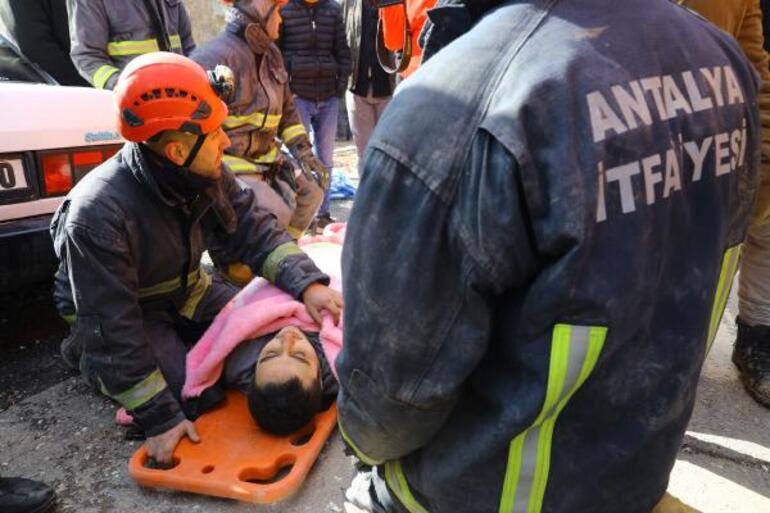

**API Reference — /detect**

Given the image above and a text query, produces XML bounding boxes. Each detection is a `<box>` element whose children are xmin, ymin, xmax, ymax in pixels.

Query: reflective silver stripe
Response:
<box><xmin>499</xmin><ymin>324</ymin><xmax>607</xmax><ymax>513</ymax></box>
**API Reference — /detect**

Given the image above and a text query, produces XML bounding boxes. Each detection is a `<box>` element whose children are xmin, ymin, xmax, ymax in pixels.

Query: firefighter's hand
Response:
<box><xmin>145</xmin><ymin>419</ymin><xmax>200</xmax><ymax>467</ymax></box>
<box><xmin>302</xmin><ymin>283</ymin><xmax>343</xmax><ymax>326</ymax></box>
<box><xmin>300</xmin><ymin>155</ymin><xmax>330</xmax><ymax>190</ymax></box>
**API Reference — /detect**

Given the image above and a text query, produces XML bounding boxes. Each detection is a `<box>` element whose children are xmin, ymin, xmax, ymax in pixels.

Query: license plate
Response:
<box><xmin>0</xmin><ymin>159</ymin><xmax>28</xmax><ymax>192</ymax></box>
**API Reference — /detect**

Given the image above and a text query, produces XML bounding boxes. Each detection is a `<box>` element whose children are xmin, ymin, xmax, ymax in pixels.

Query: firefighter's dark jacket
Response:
<box><xmin>337</xmin><ymin>1</ymin><xmax>761</xmax><ymax>512</ymax></box>
<box><xmin>0</xmin><ymin>0</ymin><xmax>88</xmax><ymax>86</ymax></box>
<box><xmin>51</xmin><ymin>143</ymin><xmax>327</xmax><ymax>436</ymax></box>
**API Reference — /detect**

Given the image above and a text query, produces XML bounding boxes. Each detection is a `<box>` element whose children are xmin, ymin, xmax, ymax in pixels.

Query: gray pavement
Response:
<box><xmin>1</xmin><ymin>146</ymin><xmax>768</xmax><ymax>512</ymax></box>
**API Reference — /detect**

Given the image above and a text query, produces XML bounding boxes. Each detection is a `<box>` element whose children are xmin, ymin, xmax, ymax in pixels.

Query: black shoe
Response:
<box><xmin>315</xmin><ymin>213</ymin><xmax>336</xmax><ymax>230</ymax></box>
<box><xmin>732</xmin><ymin>317</ymin><xmax>770</xmax><ymax>407</ymax></box>
<box><xmin>0</xmin><ymin>478</ymin><xmax>56</xmax><ymax>513</ymax></box>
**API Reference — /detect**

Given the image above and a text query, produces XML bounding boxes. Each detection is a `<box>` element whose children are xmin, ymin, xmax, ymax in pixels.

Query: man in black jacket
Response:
<box><xmin>0</xmin><ymin>0</ymin><xmax>88</xmax><ymax>85</ymax></box>
<box><xmin>278</xmin><ymin>0</ymin><xmax>351</xmax><ymax>227</ymax></box>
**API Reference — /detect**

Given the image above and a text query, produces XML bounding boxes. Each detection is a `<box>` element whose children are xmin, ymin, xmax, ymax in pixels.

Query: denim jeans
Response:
<box><xmin>294</xmin><ymin>95</ymin><xmax>339</xmax><ymax>216</ymax></box>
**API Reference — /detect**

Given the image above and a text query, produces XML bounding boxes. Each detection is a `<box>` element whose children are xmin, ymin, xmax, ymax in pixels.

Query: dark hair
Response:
<box><xmin>247</xmin><ymin>376</ymin><xmax>322</xmax><ymax>435</ymax></box>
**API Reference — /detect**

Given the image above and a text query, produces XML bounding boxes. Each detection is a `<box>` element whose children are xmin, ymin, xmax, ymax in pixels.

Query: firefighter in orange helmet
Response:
<box><xmin>52</xmin><ymin>52</ymin><xmax>342</xmax><ymax>466</ymax></box>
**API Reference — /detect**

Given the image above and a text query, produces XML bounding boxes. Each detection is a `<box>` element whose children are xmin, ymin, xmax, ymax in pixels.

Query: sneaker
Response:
<box><xmin>315</xmin><ymin>213</ymin><xmax>336</xmax><ymax>230</ymax></box>
<box><xmin>344</xmin><ymin>471</ymin><xmax>388</xmax><ymax>513</ymax></box>
<box><xmin>732</xmin><ymin>317</ymin><xmax>770</xmax><ymax>407</ymax></box>
<box><xmin>0</xmin><ymin>477</ymin><xmax>56</xmax><ymax>513</ymax></box>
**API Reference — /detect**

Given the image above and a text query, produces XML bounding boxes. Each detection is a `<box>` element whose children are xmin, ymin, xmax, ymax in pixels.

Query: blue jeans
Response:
<box><xmin>294</xmin><ymin>96</ymin><xmax>339</xmax><ymax>216</ymax></box>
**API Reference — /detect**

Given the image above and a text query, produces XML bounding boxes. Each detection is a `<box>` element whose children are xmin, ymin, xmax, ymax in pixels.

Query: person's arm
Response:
<box><xmin>7</xmin><ymin>0</ymin><xmax>84</xmax><ymax>85</ymax></box>
<box><xmin>333</xmin><ymin>3</ymin><xmax>352</xmax><ymax>97</ymax></box>
<box><xmin>737</xmin><ymin>0</ymin><xmax>770</xmax><ymax>222</ymax></box>
<box><xmin>212</xmin><ymin>170</ymin><xmax>329</xmax><ymax>297</ymax></box>
<box><xmin>56</xmin><ymin>218</ymin><xmax>186</xmax><ymax>438</ymax></box>
<box><xmin>337</xmin><ymin>131</ymin><xmax>539</xmax><ymax>463</ymax></box>
<box><xmin>280</xmin><ymin>82</ymin><xmax>312</xmax><ymax>158</ymax></box>
<box><xmin>176</xmin><ymin>0</ymin><xmax>196</xmax><ymax>55</ymax></box>
<box><xmin>67</xmin><ymin>0</ymin><xmax>120</xmax><ymax>89</ymax></box>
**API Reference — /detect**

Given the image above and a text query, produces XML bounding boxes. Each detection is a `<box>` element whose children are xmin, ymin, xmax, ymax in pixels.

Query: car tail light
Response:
<box><xmin>41</xmin><ymin>152</ymin><xmax>72</xmax><ymax>195</ymax></box>
<box><xmin>39</xmin><ymin>144</ymin><xmax>122</xmax><ymax>196</ymax></box>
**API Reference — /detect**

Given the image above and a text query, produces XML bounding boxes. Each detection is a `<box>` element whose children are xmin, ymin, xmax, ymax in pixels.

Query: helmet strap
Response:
<box><xmin>182</xmin><ymin>134</ymin><xmax>208</xmax><ymax>169</ymax></box>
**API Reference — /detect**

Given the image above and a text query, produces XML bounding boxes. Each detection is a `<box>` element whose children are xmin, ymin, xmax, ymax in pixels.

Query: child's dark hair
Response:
<box><xmin>247</xmin><ymin>376</ymin><xmax>322</xmax><ymax>435</ymax></box>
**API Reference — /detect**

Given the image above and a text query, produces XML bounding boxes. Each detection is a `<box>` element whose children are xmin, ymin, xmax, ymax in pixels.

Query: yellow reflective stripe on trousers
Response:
<box><xmin>107</xmin><ymin>34</ymin><xmax>182</xmax><ymax>56</ymax></box>
<box><xmin>138</xmin><ymin>269</ymin><xmax>201</xmax><ymax>298</ymax></box>
<box><xmin>93</xmin><ymin>64</ymin><xmax>120</xmax><ymax>89</ymax></box>
<box><xmin>261</xmin><ymin>241</ymin><xmax>304</xmax><ymax>282</ymax></box>
<box><xmin>499</xmin><ymin>324</ymin><xmax>607</xmax><ymax>513</ymax></box>
<box><xmin>385</xmin><ymin>460</ymin><xmax>429</xmax><ymax>513</ymax></box>
<box><xmin>706</xmin><ymin>244</ymin><xmax>742</xmax><ymax>353</ymax></box>
<box><xmin>281</xmin><ymin>123</ymin><xmax>307</xmax><ymax>144</ymax></box>
<box><xmin>100</xmin><ymin>368</ymin><xmax>167</xmax><ymax>410</ymax></box>
<box><xmin>223</xmin><ymin>112</ymin><xmax>282</xmax><ymax>129</ymax></box>
<box><xmin>179</xmin><ymin>269</ymin><xmax>212</xmax><ymax>319</ymax></box>
<box><xmin>337</xmin><ymin>420</ymin><xmax>383</xmax><ymax>467</ymax></box>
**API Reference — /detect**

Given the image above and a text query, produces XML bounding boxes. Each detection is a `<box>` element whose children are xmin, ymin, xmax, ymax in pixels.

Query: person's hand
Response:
<box><xmin>302</xmin><ymin>283</ymin><xmax>343</xmax><ymax>325</ymax></box>
<box><xmin>144</xmin><ymin>419</ymin><xmax>200</xmax><ymax>467</ymax></box>
<box><xmin>300</xmin><ymin>155</ymin><xmax>330</xmax><ymax>190</ymax></box>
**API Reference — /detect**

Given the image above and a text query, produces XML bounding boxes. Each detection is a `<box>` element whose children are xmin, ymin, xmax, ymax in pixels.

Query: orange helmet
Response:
<box><xmin>114</xmin><ymin>52</ymin><xmax>229</xmax><ymax>143</ymax></box>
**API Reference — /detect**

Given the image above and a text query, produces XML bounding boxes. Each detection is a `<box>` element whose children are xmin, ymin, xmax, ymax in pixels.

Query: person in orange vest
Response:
<box><xmin>378</xmin><ymin>0</ymin><xmax>436</xmax><ymax>77</ymax></box>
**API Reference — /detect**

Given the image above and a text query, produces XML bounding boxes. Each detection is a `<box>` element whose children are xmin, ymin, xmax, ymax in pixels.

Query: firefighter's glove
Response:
<box><xmin>300</xmin><ymin>155</ymin><xmax>330</xmax><ymax>190</ymax></box>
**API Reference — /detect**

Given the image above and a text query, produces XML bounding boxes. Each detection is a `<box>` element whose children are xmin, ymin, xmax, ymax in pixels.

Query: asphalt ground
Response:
<box><xmin>1</xmin><ymin>145</ymin><xmax>768</xmax><ymax>512</ymax></box>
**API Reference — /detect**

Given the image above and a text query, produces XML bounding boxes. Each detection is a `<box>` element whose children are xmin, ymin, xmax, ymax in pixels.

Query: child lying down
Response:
<box><xmin>181</xmin><ymin>231</ymin><xmax>345</xmax><ymax>435</ymax></box>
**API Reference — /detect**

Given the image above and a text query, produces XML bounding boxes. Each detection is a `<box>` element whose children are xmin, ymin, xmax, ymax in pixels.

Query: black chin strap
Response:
<box><xmin>182</xmin><ymin>134</ymin><xmax>207</xmax><ymax>169</ymax></box>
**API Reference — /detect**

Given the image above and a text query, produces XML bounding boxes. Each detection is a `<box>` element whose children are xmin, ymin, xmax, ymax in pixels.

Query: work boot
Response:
<box><xmin>0</xmin><ymin>477</ymin><xmax>56</xmax><ymax>513</ymax></box>
<box><xmin>732</xmin><ymin>317</ymin><xmax>770</xmax><ymax>407</ymax></box>
<box><xmin>650</xmin><ymin>492</ymin><xmax>699</xmax><ymax>513</ymax></box>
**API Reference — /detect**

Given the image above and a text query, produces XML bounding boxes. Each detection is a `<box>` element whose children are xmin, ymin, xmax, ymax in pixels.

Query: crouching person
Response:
<box><xmin>191</xmin><ymin>0</ymin><xmax>328</xmax><ymax>242</ymax></box>
<box><xmin>51</xmin><ymin>52</ymin><xmax>342</xmax><ymax>466</ymax></box>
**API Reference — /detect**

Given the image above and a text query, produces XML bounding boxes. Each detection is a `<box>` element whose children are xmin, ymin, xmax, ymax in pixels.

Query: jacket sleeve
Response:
<box><xmin>336</xmin><ymin>131</ymin><xmax>539</xmax><ymax>463</ymax></box>
<box><xmin>7</xmin><ymin>0</ymin><xmax>84</xmax><ymax>86</ymax></box>
<box><xmin>57</xmin><ymin>216</ymin><xmax>185</xmax><ymax>437</ymax></box>
<box><xmin>281</xmin><ymin>83</ymin><xmax>314</xmax><ymax>159</ymax></box>
<box><xmin>67</xmin><ymin>0</ymin><xmax>120</xmax><ymax>89</ymax></box>
<box><xmin>333</xmin><ymin>3</ymin><xmax>352</xmax><ymax>96</ymax></box>
<box><xmin>737</xmin><ymin>0</ymin><xmax>770</xmax><ymax>222</ymax></box>
<box><xmin>214</xmin><ymin>170</ymin><xmax>328</xmax><ymax>297</ymax></box>
<box><xmin>176</xmin><ymin>0</ymin><xmax>196</xmax><ymax>55</ymax></box>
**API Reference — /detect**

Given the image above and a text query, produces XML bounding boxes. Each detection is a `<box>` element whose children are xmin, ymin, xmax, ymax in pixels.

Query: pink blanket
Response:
<box><xmin>182</xmin><ymin>224</ymin><xmax>346</xmax><ymax>399</ymax></box>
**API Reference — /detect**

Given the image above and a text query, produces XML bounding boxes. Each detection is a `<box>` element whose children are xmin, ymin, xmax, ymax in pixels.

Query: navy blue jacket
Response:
<box><xmin>337</xmin><ymin>1</ymin><xmax>761</xmax><ymax>512</ymax></box>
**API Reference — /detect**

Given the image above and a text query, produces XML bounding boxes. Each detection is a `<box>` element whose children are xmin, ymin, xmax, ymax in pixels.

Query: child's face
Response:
<box><xmin>255</xmin><ymin>326</ymin><xmax>320</xmax><ymax>389</ymax></box>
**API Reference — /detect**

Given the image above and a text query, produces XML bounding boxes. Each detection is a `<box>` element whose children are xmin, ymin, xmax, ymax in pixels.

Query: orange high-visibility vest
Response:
<box><xmin>380</xmin><ymin>0</ymin><xmax>437</xmax><ymax>77</ymax></box>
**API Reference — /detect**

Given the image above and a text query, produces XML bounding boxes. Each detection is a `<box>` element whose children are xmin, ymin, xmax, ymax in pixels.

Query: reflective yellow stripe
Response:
<box><xmin>253</xmin><ymin>147</ymin><xmax>279</xmax><ymax>164</ymax></box>
<box><xmin>499</xmin><ymin>324</ymin><xmax>607</xmax><ymax>513</ymax></box>
<box><xmin>223</xmin><ymin>112</ymin><xmax>282</xmax><ymax>129</ymax></box>
<box><xmin>93</xmin><ymin>64</ymin><xmax>120</xmax><ymax>89</ymax></box>
<box><xmin>261</xmin><ymin>241</ymin><xmax>304</xmax><ymax>283</ymax></box>
<box><xmin>61</xmin><ymin>313</ymin><xmax>76</xmax><ymax>326</ymax></box>
<box><xmin>179</xmin><ymin>270</ymin><xmax>212</xmax><ymax>319</ymax></box>
<box><xmin>281</xmin><ymin>124</ymin><xmax>307</xmax><ymax>144</ymax></box>
<box><xmin>100</xmin><ymin>368</ymin><xmax>167</xmax><ymax>410</ymax></box>
<box><xmin>138</xmin><ymin>269</ymin><xmax>200</xmax><ymax>298</ymax></box>
<box><xmin>222</xmin><ymin>155</ymin><xmax>260</xmax><ymax>173</ymax></box>
<box><xmin>337</xmin><ymin>420</ymin><xmax>382</xmax><ymax>466</ymax></box>
<box><xmin>707</xmin><ymin>244</ymin><xmax>742</xmax><ymax>353</ymax></box>
<box><xmin>384</xmin><ymin>460</ymin><xmax>429</xmax><ymax>513</ymax></box>
<box><xmin>107</xmin><ymin>34</ymin><xmax>182</xmax><ymax>56</ymax></box>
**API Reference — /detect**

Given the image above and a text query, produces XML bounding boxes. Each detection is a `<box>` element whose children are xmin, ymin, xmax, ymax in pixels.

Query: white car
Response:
<box><xmin>0</xmin><ymin>34</ymin><xmax>123</xmax><ymax>292</ymax></box>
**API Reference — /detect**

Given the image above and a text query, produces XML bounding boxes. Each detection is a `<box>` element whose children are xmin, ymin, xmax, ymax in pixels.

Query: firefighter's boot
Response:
<box><xmin>732</xmin><ymin>317</ymin><xmax>770</xmax><ymax>408</ymax></box>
